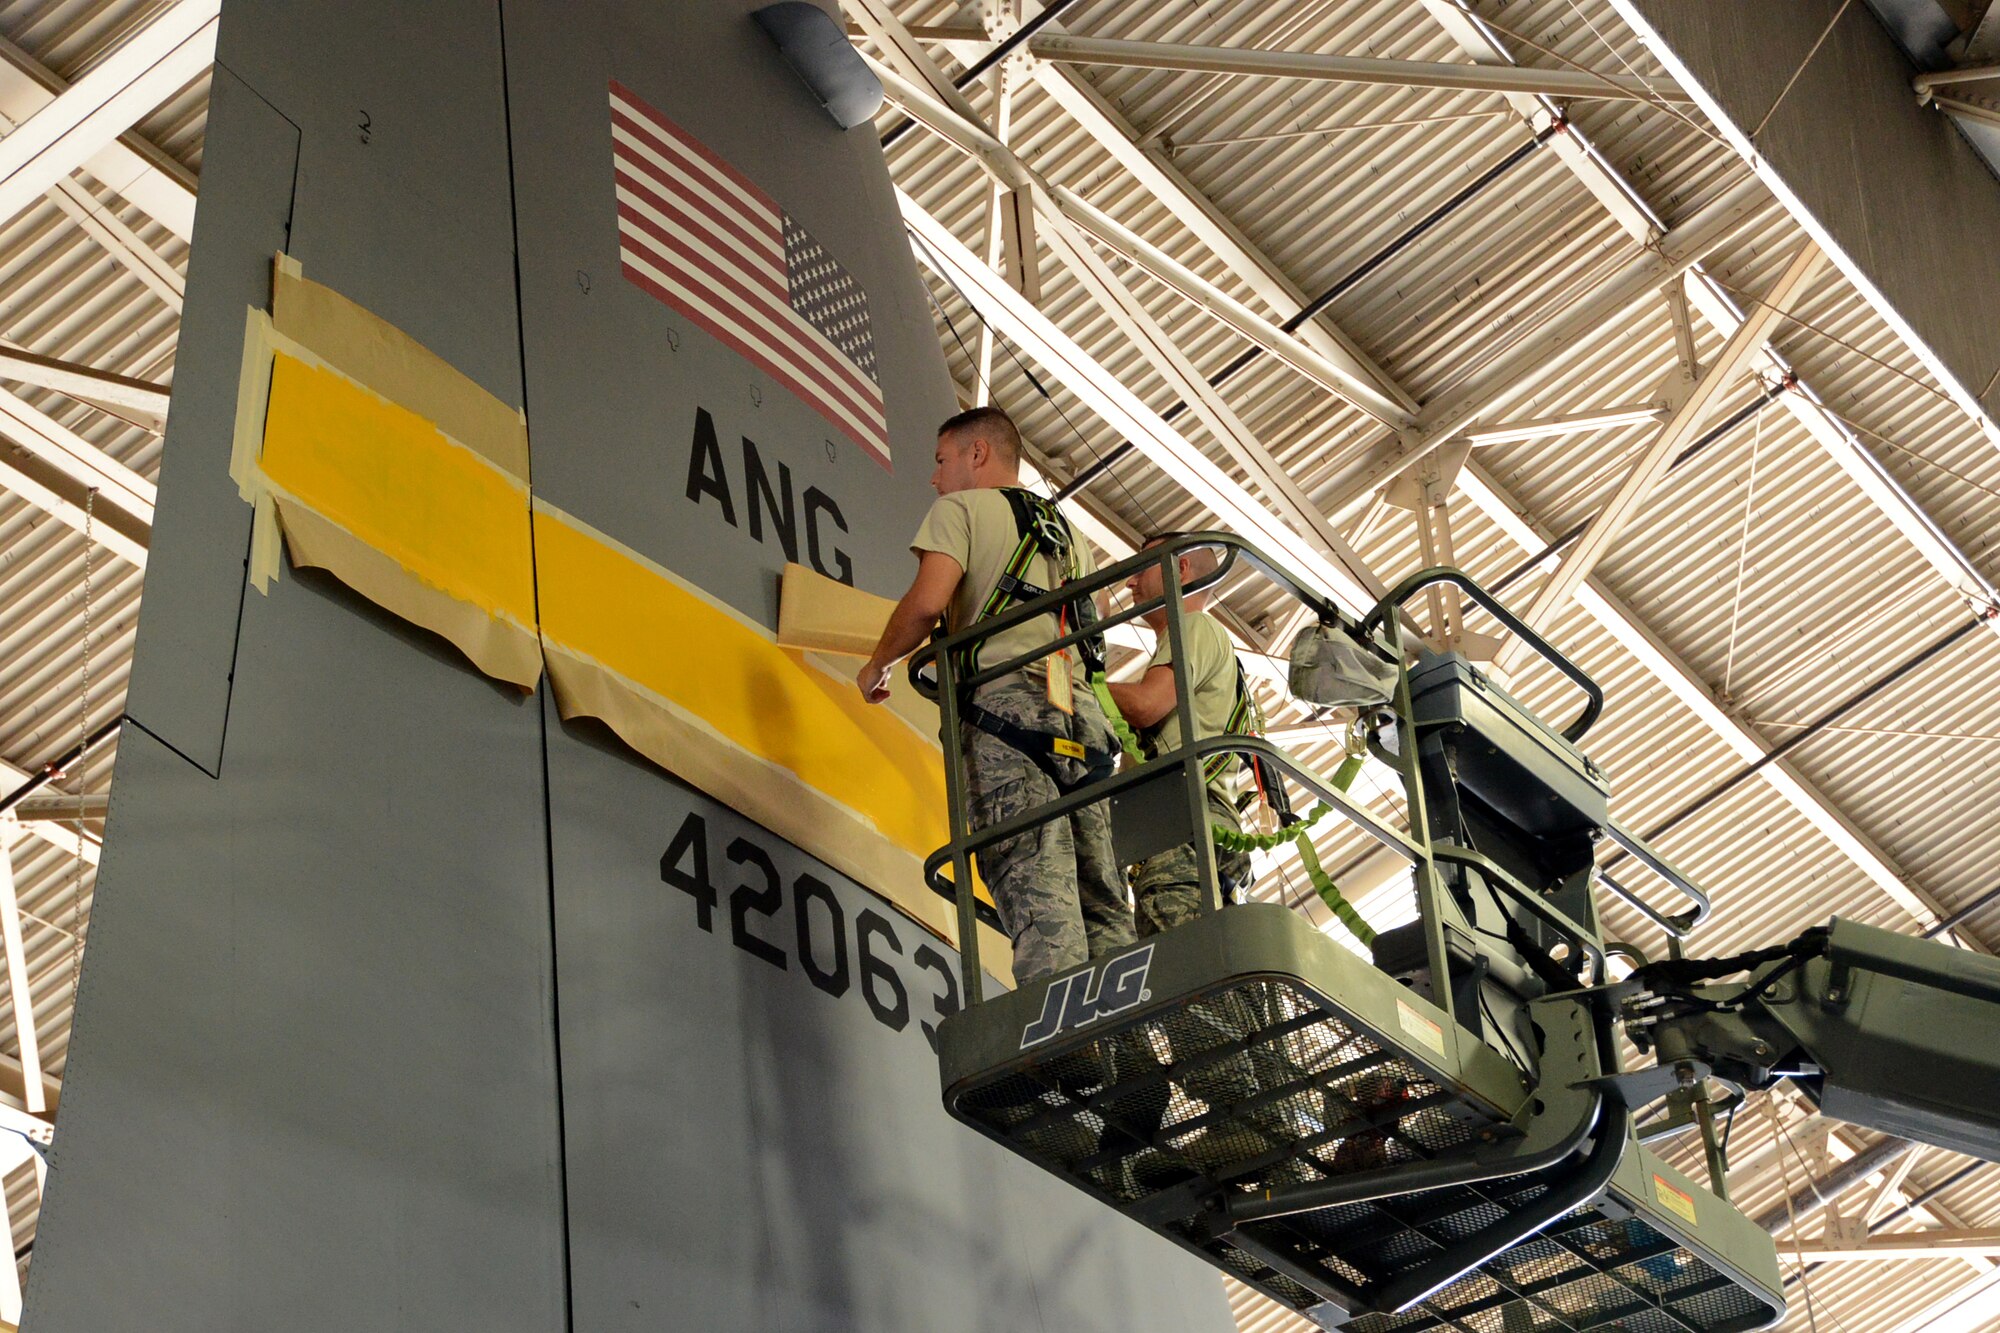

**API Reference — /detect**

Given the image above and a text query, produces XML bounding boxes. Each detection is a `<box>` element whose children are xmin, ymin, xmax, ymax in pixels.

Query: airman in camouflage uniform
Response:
<box><xmin>1107</xmin><ymin>540</ymin><xmax>1255</xmax><ymax>937</ymax></box>
<box><xmin>859</xmin><ymin>406</ymin><xmax>1133</xmax><ymax>984</ymax></box>
<box><xmin>960</xmin><ymin>678</ymin><xmax>1134</xmax><ymax>979</ymax></box>
<box><xmin>1108</xmin><ymin>539</ymin><xmax>1290</xmax><ymax>1139</ymax></box>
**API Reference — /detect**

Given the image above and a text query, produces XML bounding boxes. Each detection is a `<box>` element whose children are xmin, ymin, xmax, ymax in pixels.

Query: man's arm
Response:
<box><xmin>1107</xmin><ymin>665</ymin><xmax>1177</xmax><ymax>729</ymax></box>
<box><xmin>857</xmin><ymin>550</ymin><xmax>964</xmax><ymax>703</ymax></box>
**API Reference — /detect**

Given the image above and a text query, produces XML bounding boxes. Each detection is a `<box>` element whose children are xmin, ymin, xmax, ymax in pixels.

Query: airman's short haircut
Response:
<box><xmin>1141</xmin><ymin>531</ymin><xmax>1221</xmax><ymax>581</ymax></box>
<box><xmin>937</xmin><ymin>404</ymin><xmax>1022</xmax><ymax>466</ymax></box>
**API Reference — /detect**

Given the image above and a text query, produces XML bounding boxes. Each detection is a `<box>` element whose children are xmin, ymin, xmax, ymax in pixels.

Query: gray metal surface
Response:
<box><xmin>549</xmin><ymin>713</ymin><xmax>1232</xmax><ymax>1331</ymax></box>
<box><xmin>216</xmin><ymin>0</ymin><xmax>524</xmax><ymax>405</ymax></box>
<box><xmin>118</xmin><ymin>65</ymin><xmax>297</xmax><ymax>775</ymax></box>
<box><xmin>26</xmin><ymin>2</ymin><xmax>564</xmax><ymax>1328</ymax></box>
<box><xmin>504</xmin><ymin>0</ymin><xmax>950</xmax><ymax>629</ymax></box>
<box><xmin>1624</xmin><ymin>0</ymin><xmax>2000</xmax><ymax>426</ymax></box>
<box><xmin>22</xmin><ymin>573</ymin><xmax>566</xmax><ymax>1333</ymax></box>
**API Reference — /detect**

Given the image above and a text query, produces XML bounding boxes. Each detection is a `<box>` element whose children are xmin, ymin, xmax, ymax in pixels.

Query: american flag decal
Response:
<box><xmin>609</xmin><ymin>80</ymin><xmax>890</xmax><ymax>471</ymax></box>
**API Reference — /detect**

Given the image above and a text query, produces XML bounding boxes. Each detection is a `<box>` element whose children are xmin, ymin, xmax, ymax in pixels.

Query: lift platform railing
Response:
<box><xmin>1359</xmin><ymin>567</ymin><xmax>1604</xmax><ymax>744</ymax></box>
<box><xmin>908</xmin><ymin>531</ymin><xmax>1439</xmax><ymax>1007</ymax></box>
<box><xmin>907</xmin><ymin>536</ymin><xmax>1692</xmax><ymax>1009</ymax></box>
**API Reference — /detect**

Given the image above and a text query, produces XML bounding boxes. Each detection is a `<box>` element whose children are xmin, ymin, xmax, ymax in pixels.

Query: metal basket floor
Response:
<box><xmin>946</xmin><ymin>976</ymin><xmax>1776</xmax><ymax>1333</ymax></box>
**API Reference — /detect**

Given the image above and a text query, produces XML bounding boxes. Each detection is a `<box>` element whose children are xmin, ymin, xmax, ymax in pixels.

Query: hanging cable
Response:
<box><xmin>907</xmin><ymin>225</ymin><xmax>1168</xmax><ymax>532</ymax></box>
<box><xmin>1764</xmin><ymin>1097</ymin><xmax>1828</xmax><ymax>1333</ymax></box>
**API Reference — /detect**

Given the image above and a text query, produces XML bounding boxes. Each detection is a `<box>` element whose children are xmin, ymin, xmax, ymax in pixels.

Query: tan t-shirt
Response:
<box><xmin>1138</xmin><ymin>609</ymin><xmax>1243</xmax><ymax>794</ymax></box>
<box><xmin>911</xmin><ymin>487</ymin><xmax>1095</xmax><ymax>679</ymax></box>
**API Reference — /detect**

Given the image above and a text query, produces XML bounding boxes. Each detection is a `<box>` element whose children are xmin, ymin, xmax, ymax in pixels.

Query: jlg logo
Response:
<box><xmin>1019</xmin><ymin>945</ymin><xmax>1155</xmax><ymax>1049</ymax></box>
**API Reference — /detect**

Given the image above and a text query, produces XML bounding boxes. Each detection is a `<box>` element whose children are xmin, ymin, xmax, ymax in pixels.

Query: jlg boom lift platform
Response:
<box><xmin>912</xmin><ymin>536</ymin><xmax>2000</xmax><ymax>1332</ymax></box>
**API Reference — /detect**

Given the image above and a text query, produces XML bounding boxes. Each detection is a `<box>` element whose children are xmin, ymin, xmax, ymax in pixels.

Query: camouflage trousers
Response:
<box><xmin>1130</xmin><ymin>789</ymin><xmax>1253</xmax><ymax>937</ymax></box>
<box><xmin>1129</xmin><ymin>792</ymin><xmax>1291</xmax><ymax>1129</ymax></box>
<box><xmin>962</xmin><ymin>678</ymin><xmax>1135</xmax><ymax>983</ymax></box>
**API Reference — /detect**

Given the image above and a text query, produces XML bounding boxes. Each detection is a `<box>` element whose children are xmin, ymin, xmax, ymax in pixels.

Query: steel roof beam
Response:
<box><xmin>0</xmin><ymin>0</ymin><xmax>216</xmax><ymax>231</ymax></box>
<box><xmin>0</xmin><ymin>33</ymin><xmax>197</xmax><ymax>241</ymax></box>
<box><xmin>1614</xmin><ymin>0</ymin><xmax>2000</xmax><ymax>446</ymax></box>
<box><xmin>904</xmin><ymin>25</ymin><xmax>1689</xmax><ymax>102</ymax></box>
<box><xmin>1930</xmin><ymin>91</ymin><xmax>2000</xmax><ymax>129</ymax></box>
<box><xmin>1913</xmin><ymin>64</ymin><xmax>2000</xmax><ymax>93</ymax></box>
<box><xmin>0</xmin><ymin>455</ymin><xmax>147</xmax><ymax>569</ymax></box>
<box><xmin>1457</xmin><ymin>460</ymin><xmax>1971</xmax><ymax>941</ymax></box>
<box><xmin>1460</xmin><ymin>406</ymin><xmax>1670</xmax><ymax>445</ymax></box>
<box><xmin>867</xmin><ymin>39</ymin><xmax>1389</xmax><ymax>609</ymax></box>
<box><xmin>1756</xmin><ymin>1135</ymin><xmax>1918</xmax><ymax>1234</ymax></box>
<box><xmin>1418</xmin><ymin>0</ymin><xmax>2000</xmax><ymax>635</ymax></box>
<box><xmin>0</xmin><ymin>778</ymin><xmax>103</xmax><ymax>868</ymax></box>
<box><xmin>1793</xmin><ymin>1232</ymin><xmax>2000</xmax><ymax>1262</ymax></box>
<box><xmin>970</xmin><ymin>61</ymin><xmax>1020</xmax><ymax>406</ymax></box>
<box><xmin>0</xmin><ymin>346</ymin><xmax>169</xmax><ymax>432</ymax></box>
<box><xmin>1000</xmin><ymin>17</ymin><xmax>1417</xmax><ymax>420</ymax></box>
<box><xmin>1009</xmin><ymin>32</ymin><xmax>1690</xmax><ymax>104</ymax></box>
<box><xmin>1051</xmin><ymin>186</ymin><xmax>1416</xmax><ymax>428</ymax></box>
<box><xmin>1676</xmin><ymin>267</ymin><xmax>2000</xmax><ymax>628</ymax></box>
<box><xmin>0</xmin><ymin>390</ymin><xmax>154</xmax><ymax>524</ymax></box>
<box><xmin>1419</xmin><ymin>0</ymin><xmax>1659</xmax><ymax>240</ymax></box>
<box><xmin>1316</xmin><ymin>175</ymin><xmax>1771</xmax><ymax>510</ymax></box>
<box><xmin>0</xmin><ymin>849</ymin><xmax>43</xmax><ymax>1114</ymax></box>
<box><xmin>1496</xmin><ymin>240</ymin><xmax>1826</xmax><ymax>668</ymax></box>
<box><xmin>902</xmin><ymin>184</ymin><xmax>1378</xmax><ymax>617</ymax></box>
<box><xmin>7</xmin><ymin>795</ymin><xmax>109</xmax><ymax>822</ymax></box>
<box><xmin>46</xmin><ymin>175</ymin><xmax>185</xmax><ymax>316</ymax></box>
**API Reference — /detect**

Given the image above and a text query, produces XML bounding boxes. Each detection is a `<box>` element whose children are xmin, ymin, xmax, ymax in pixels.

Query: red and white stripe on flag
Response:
<box><xmin>609</xmin><ymin>80</ymin><xmax>890</xmax><ymax>470</ymax></box>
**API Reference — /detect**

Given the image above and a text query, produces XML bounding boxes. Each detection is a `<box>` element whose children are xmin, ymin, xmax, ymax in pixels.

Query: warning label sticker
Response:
<box><xmin>1654</xmin><ymin>1173</ymin><xmax>1698</xmax><ymax>1227</ymax></box>
<box><xmin>1397</xmin><ymin>1000</ymin><xmax>1447</xmax><ymax>1056</ymax></box>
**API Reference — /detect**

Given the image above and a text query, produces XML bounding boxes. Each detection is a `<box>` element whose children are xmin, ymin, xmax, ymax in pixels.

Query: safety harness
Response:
<box><xmin>951</xmin><ymin>502</ymin><xmax>1376</xmax><ymax>948</ymax></box>
<box><xmin>956</xmin><ymin>488</ymin><xmax>1131</xmax><ymax>793</ymax></box>
<box><xmin>1210</xmin><ymin>698</ymin><xmax>1377</xmax><ymax>948</ymax></box>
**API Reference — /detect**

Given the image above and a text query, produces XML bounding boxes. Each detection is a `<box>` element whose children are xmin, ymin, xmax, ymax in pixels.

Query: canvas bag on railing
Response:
<box><xmin>1286</xmin><ymin>617</ymin><xmax>1398</xmax><ymax>709</ymax></box>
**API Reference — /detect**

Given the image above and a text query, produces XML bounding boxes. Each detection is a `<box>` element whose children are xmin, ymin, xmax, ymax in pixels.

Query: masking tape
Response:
<box><xmin>255</xmin><ymin>351</ymin><xmax>538</xmax><ymax>685</ymax></box>
<box><xmin>776</xmin><ymin>561</ymin><xmax>895</xmax><ymax>657</ymax></box>
<box><xmin>273</xmin><ymin>494</ymin><xmax>541</xmax><ymax>688</ymax></box>
<box><xmin>273</xmin><ymin>256</ymin><xmax>529</xmax><ymax>480</ymax></box>
<box><xmin>229</xmin><ymin>261</ymin><xmax>1003</xmax><ymax>968</ymax></box>
<box><xmin>261</xmin><ymin>352</ymin><xmax>535</xmax><ymax>621</ymax></box>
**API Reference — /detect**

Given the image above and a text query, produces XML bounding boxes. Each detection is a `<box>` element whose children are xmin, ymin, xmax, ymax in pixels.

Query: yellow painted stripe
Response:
<box><xmin>273</xmin><ymin>260</ymin><xmax>530</xmax><ymax>478</ymax></box>
<box><xmin>533</xmin><ymin>508</ymin><xmax>949</xmax><ymax>863</ymax></box>
<box><xmin>260</xmin><ymin>352</ymin><xmax>534</xmax><ymax>628</ymax></box>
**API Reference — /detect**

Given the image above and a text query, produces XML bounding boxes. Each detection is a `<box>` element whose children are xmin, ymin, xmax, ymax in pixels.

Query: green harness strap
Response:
<box><xmin>1204</xmin><ymin>665</ymin><xmax>1254</xmax><ymax>785</ymax></box>
<box><xmin>1091</xmin><ymin>673</ymin><xmax>1145</xmax><ymax>763</ymax></box>
<box><xmin>959</xmin><ymin>496</ymin><xmax>1056</xmax><ymax>677</ymax></box>
<box><xmin>1211</xmin><ymin>752</ymin><xmax>1376</xmax><ymax>948</ymax></box>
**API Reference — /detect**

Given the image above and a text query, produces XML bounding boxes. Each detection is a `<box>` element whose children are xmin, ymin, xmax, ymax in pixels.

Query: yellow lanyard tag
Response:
<box><xmin>1052</xmin><ymin>736</ymin><xmax>1086</xmax><ymax>761</ymax></box>
<box><xmin>1046</xmin><ymin>646</ymin><xmax>1075</xmax><ymax>714</ymax></box>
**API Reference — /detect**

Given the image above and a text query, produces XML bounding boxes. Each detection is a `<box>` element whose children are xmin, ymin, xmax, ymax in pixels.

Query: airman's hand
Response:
<box><xmin>857</xmin><ymin>658</ymin><xmax>894</xmax><ymax>704</ymax></box>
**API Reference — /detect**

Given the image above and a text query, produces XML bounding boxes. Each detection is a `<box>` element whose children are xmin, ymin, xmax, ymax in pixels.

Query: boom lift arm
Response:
<box><xmin>1619</xmin><ymin>918</ymin><xmax>2000</xmax><ymax>1165</ymax></box>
